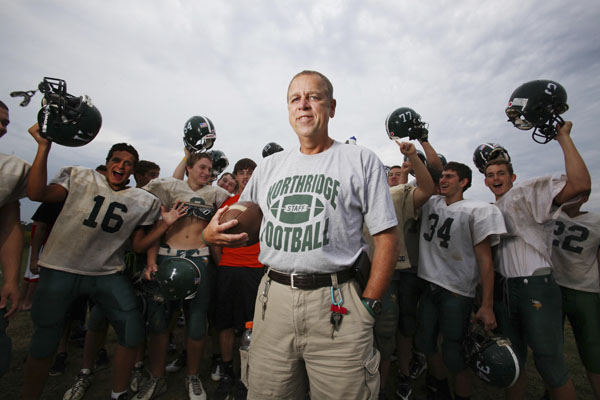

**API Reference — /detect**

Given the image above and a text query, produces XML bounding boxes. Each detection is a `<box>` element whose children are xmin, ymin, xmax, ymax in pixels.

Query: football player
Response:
<box><xmin>0</xmin><ymin>100</ymin><xmax>30</xmax><ymax>377</ymax></box>
<box><xmin>217</xmin><ymin>172</ymin><xmax>238</xmax><ymax>194</ymax></box>
<box><xmin>368</xmin><ymin>140</ymin><xmax>435</xmax><ymax>399</ymax></box>
<box><xmin>484</xmin><ymin>121</ymin><xmax>590</xmax><ymax>399</ymax></box>
<box><xmin>63</xmin><ymin>163</ymin><xmax>161</xmax><ymax>399</ymax></box>
<box><xmin>138</xmin><ymin>151</ymin><xmax>230</xmax><ymax>400</ymax></box>
<box><xmin>23</xmin><ymin>123</ymin><xmax>186</xmax><ymax>400</ymax></box>
<box><xmin>133</xmin><ymin>160</ymin><xmax>160</xmax><ymax>188</ymax></box>
<box><xmin>550</xmin><ymin>191</ymin><xmax>600</xmax><ymax>398</ymax></box>
<box><xmin>416</xmin><ymin>162</ymin><xmax>506</xmax><ymax>400</ymax></box>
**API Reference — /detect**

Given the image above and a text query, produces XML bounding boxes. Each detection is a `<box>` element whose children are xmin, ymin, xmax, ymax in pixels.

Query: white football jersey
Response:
<box><xmin>418</xmin><ymin>195</ymin><xmax>506</xmax><ymax>297</ymax></box>
<box><xmin>0</xmin><ymin>153</ymin><xmax>30</xmax><ymax>207</ymax></box>
<box><xmin>551</xmin><ymin>211</ymin><xmax>600</xmax><ymax>293</ymax></box>
<box><xmin>38</xmin><ymin>167</ymin><xmax>161</xmax><ymax>275</ymax></box>
<box><xmin>494</xmin><ymin>175</ymin><xmax>566</xmax><ymax>277</ymax></box>
<box><xmin>143</xmin><ymin>177</ymin><xmax>230</xmax><ymax>219</ymax></box>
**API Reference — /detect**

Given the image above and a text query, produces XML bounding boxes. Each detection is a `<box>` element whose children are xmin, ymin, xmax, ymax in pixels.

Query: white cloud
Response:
<box><xmin>2</xmin><ymin>0</ymin><xmax>600</xmax><ymax>221</ymax></box>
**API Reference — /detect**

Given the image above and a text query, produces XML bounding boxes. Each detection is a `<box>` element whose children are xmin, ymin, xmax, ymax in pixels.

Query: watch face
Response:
<box><xmin>372</xmin><ymin>301</ymin><xmax>382</xmax><ymax>315</ymax></box>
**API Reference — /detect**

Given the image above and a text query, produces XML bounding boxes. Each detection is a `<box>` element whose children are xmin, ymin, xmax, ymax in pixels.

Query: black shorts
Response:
<box><xmin>214</xmin><ymin>266</ymin><xmax>264</xmax><ymax>331</ymax></box>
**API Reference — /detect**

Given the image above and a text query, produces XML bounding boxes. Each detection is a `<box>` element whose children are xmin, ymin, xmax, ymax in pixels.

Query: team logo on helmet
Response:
<box><xmin>505</xmin><ymin>80</ymin><xmax>568</xmax><ymax>144</ymax></box>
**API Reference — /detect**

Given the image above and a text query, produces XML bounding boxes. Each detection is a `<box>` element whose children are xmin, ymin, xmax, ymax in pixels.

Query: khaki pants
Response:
<box><xmin>247</xmin><ymin>275</ymin><xmax>380</xmax><ymax>400</ymax></box>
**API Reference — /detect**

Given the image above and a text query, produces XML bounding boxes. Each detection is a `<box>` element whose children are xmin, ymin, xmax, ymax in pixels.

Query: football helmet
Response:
<box><xmin>183</xmin><ymin>116</ymin><xmax>216</xmax><ymax>153</ymax></box>
<box><xmin>208</xmin><ymin>149</ymin><xmax>229</xmax><ymax>181</ymax></box>
<box><xmin>473</xmin><ymin>143</ymin><xmax>511</xmax><ymax>174</ymax></box>
<box><xmin>505</xmin><ymin>80</ymin><xmax>569</xmax><ymax>144</ymax></box>
<box><xmin>155</xmin><ymin>257</ymin><xmax>201</xmax><ymax>301</ymax></box>
<box><xmin>262</xmin><ymin>142</ymin><xmax>284</xmax><ymax>158</ymax></box>
<box><xmin>12</xmin><ymin>77</ymin><xmax>102</xmax><ymax>147</ymax></box>
<box><xmin>463</xmin><ymin>322</ymin><xmax>520</xmax><ymax>388</ymax></box>
<box><xmin>386</xmin><ymin>107</ymin><xmax>429</xmax><ymax>141</ymax></box>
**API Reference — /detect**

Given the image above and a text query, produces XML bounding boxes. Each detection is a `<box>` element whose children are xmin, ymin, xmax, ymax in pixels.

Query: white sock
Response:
<box><xmin>111</xmin><ymin>390</ymin><xmax>126</xmax><ymax>399</ymax></box>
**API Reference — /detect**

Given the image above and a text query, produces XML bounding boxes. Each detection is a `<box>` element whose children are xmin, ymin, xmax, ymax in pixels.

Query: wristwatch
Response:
<box><xmin>361</xmin><ymin>297</ymin><xmax>382</xmax><ymax>316</ymax></box>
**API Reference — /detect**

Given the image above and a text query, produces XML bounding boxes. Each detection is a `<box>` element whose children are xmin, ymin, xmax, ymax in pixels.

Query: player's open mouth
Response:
<box><xmin>112</xmin><ymin>170</ymin><xmax>125</xmax><ymax>180</ymax></box>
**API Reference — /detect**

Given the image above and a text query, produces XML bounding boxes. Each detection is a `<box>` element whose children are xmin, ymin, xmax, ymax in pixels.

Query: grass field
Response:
<box><xmin>0</xmin><ymin>241</ymin><xmax>594</xmax><ymax>399</ymax></box>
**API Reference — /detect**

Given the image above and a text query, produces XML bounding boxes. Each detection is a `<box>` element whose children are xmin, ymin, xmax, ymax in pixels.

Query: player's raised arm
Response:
<box><xmin>554</xmin><ymin>121</ymin><xmax>591</xmax><ymax>205</ymax></box>
<box><xmin>398</xmin><ymin>141</ymin><xmax>434</xmax><ymax>209</ymax></box>
<box><xmin>26</xmin><ymin>123</ymin><xmax>67</xmax><ymax>203</ymax></box>
<box><xmin>172</xmin><ymin>147</ymin><xmax>190</xmax><ymax>180</ymax></box>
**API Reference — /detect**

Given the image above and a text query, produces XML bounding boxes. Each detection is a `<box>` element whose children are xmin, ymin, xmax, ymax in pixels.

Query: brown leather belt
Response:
<box><xmin>267</xmin><ymin>267</ymin><xmax>355</xmax><ymax>290</ymax></box>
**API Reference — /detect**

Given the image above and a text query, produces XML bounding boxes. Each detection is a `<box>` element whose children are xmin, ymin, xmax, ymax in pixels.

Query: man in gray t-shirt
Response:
<box><xmin>203</xmin><ymin>71</ymin><xmax>398</xmax><ymax>399</ymax></box>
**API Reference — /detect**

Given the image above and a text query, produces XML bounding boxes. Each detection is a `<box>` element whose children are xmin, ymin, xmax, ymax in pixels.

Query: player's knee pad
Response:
<box><xmin>185</xmin><ymin>311</ymin><xmax>208</xmax><ymax>340</ymax></box>
<box><xmin>533</xmin><ymin>353</ymin><xmax>569</xmax><ymax>388</ymax></box>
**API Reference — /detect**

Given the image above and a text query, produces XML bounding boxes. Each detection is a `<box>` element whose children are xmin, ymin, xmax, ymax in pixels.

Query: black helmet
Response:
<box><xmin>262</xmin><ymin>142</ymin><xmax>284</xmax><ymax>158</ymax></box>
<box><xmin>505</xmin><ymin>80</ymin><xmax>568</xmax><ymax>144</ymax></box>
<box><xmin>35</xmin><ymin>77</ymin><xmax>102</xmax><ymax>147</ymax></box>
<box><xmin>473</xmin><ymin>143</ymin><xmax>511</xmax><ymax>174</ymax></box>
<box><xmin>183</xmin><ymin>116</ymin><xmax>216</xmax><ymax>152</ymax></box>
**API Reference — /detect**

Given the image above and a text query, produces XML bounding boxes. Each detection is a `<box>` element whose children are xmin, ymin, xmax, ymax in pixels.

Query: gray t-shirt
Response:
<box><xmin>241</xmin><ymin>140</ymin><xmax>397</xmax><ymax>274</ymax></box>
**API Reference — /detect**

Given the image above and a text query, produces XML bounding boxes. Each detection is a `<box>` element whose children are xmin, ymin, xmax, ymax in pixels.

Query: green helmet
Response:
<box><xmin>385</xmin><ymin>107</ymin><xmax>429</xmax><ymax>141</ymax></box>
<box><xmin>155</xmin><ymin>257</ymin><xmax>201</xmax><ymax>301</ymax></box>
<box><xmin>463</xmin><ymin>322</ymin><xmax>520</xmax><ymax>388</ymax></box>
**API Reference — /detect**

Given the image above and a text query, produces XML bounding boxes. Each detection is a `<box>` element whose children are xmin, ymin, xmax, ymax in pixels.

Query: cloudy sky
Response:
<box><xmin>3</xmin><ymin>0</ymin><xmax>599</xmax><ymax>221</ymax></box>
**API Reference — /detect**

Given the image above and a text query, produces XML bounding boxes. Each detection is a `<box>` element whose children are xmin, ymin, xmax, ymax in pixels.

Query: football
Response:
<box><xmin>218</xmin><ymin>201</ymin><xmax>263</xmax><ymax>245</ymax></box>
